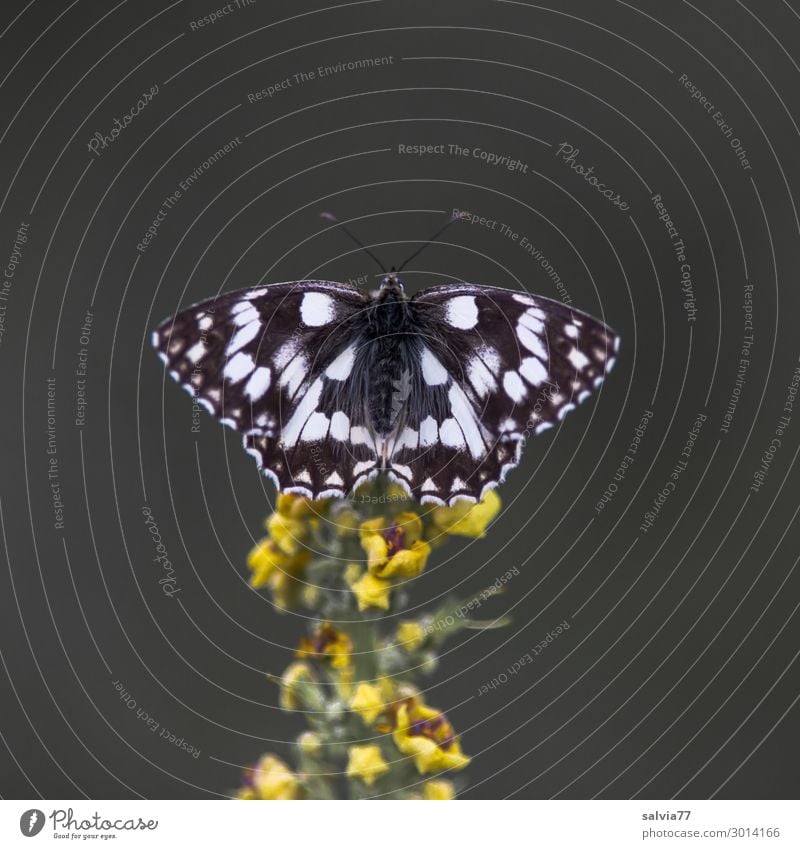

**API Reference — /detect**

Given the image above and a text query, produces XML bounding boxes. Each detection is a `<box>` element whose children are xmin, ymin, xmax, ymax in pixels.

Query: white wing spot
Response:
<box><xmin>224</xmin><ymin>352</ymin><xmax>255</xmax><ymax>383</ymax></box>
<box><xmin>392</xmin><ymin>427</ymin><xmax>419</xmax><ymax>453</ymax></box>
<box><xmin>232</xmin><ymin>305</ymin><xmax>259</xmax><ymax>327</ymax></box>
<box><xmin>421</xmin><ymin>477</ymin><xmax>437</xmax><ymax>492</ymax></box>
<box><xmin>301</xmin><ymin>291</ymin><xmax>335</xmax><ymax>326</ymax></box>
<box><xmin>568</xmin><ymin>348</ymin><xmax>590</xmax><ymax>370</ymax></box>
<box><xmin>517</xmin><ymin>324</ymin><xmax>548</xmax><ymax>361</ymax></box>
<box><xmin>519</xmin><ymin>356</ymin><xmax>549</xmax><ymax>386</ymax></box>
<box><xmin>281</xmin><ymin>378</ymin><xmax>323</xmax><ymax>446</ymax></box>
<box><xmin>503</xmin><ymin>370</ymin><xmax>527</xmax><ymax>402</ymax></box>
<box><xmin>448</xmin><ymin>383</ymin><xmax>487</xmax><ymax>459</ymax></box>
<box><xmin>565</xmin><ymin>323</ymin><xmax>579</xmax><ymax>339</ymax></box>
<box><xmin>274</xmin><ymin>339</ymin><xmax>299</xmax><ymax>369</ymax></box>
<box><xmin>439</xmin><ymin>417</ymin><xmax>466</xmax><ymax>448</ymax></box>
<box><xmin>244</xmin><ymin>366</ymin><xmax>272</xmax><ymax>401</ymax></box>
<box><xmin>279</xmin><ymin>354</ymin><xmax>308</xmax><ymax>397</ymax></box>
<box><xmin>351</xmin><ymin>426</ymin><xmax>373</xmax><ymax>447</ymax></box>
<box><xmin>391</xmin><ymin>462</ymin><xmax>412</xmax><ymax>479</ymax></box>
<box><xmin>186</xmin><ymin>341</ymin><xmax>206</xmax><ymax>364</ymax></box>
<box><xmin>419</xmin><ymin>416</ymin><xmax>438</xmax><ymax>447</ymax></box>
<box><xmin>325</xmin><ymin>345</ymin><xmax>355</xmax><ymax>380</ymax></box>
<box><xmin>226</xmin><ymin>320</ymin><xmax>260</xmax><ymax>355</ymax></box>
<box><xmin>467</xmin><ymin>355</ymin><xmax>497</xmax><ymax>397</ymax></box>
<box><xmin>557</xmin><ymin>403</ymin><xmax>576</xmax><ymax>421</ymax></box>
<box><xmin>518</xmin><ymin>310</ymin><xmax>544</xmax><ymax>336</ymax></box>
<box><xmin>198</xmin><ymin>315</ymin><xmax>213</xmax><ymax>331</ymax></box>
<box><xmin>476</xmin><ymin>345</ymin><xmax>501</xmax><ymax>374</ymax></box>
<box><xmin>445</xmin><ymin>295</ymin><xmax>479</xmax><ymax>329</ymax></box>
<box><xmin>330</xmin><ymin>411</ymin><xmax>350</xmax><ymax>440</ymax></box>
<box><xmin>326</xmin><ymin>471</ymin><xmax>344</xmax><ymax>486</ymax></box>
<box><xmin>302</xmin><ymin>411</ymin><xmax>330</xmax><ymax>442</ymax></box>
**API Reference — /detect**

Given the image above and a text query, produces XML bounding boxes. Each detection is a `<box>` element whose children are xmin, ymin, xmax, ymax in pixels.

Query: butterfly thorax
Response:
<box><xmin>364</xmin><ymin>282</ymin><xmax>417</xmax><ymax>436</ymax></box>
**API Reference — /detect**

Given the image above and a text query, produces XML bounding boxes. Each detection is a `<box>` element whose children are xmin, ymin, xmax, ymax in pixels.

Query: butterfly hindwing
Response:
<box><xmin>152</xmin><ymin>280</ymin><xmax>379</xmax><ymax>497</ymax></box>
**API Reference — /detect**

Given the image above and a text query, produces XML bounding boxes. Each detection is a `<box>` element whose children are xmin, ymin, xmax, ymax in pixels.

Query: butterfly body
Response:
<box><xmin>153</xmin><ymin>276</ymin><xmax>618</xmax><ymax>504</ymax></box>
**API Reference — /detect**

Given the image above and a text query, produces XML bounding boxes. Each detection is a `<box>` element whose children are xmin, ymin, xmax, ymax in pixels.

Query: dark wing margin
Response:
<box><xmin>387</xmin><ymin>284</ymin><xmax>619</xmax><ymax>504</ymax></box>
<box><xmin>151</xmin><ymin>280</ymin><xmax>378</xmax><ymax>499</ymax></box>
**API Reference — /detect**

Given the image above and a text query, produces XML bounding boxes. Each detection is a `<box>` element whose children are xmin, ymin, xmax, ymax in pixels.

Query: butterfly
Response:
<box><xmin>152</xmin><ymin>275</ymin><xmax>619</xmax><ymax>505</ymax></box>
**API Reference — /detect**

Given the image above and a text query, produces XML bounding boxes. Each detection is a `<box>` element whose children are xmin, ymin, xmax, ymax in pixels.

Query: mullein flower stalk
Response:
<box><xmin>237</xmin><ymin>477</ymin><xmax>503</xmax><ymax>800</ymax></box>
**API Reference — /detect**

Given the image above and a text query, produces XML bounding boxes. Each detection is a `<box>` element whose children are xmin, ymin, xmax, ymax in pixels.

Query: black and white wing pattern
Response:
<box><xmin>153</xmin><ymin>279</ymin><xmax>618</xmax><ymax>505</ymax></box>
<box><xmin>152</xmin><ymin>281</ymin><xmax>379</xmax><ymax>499</ymax></box>
<box><xmin>386</xmin><ymin>284</ymin><xmax>619</xmax><ymax>504</ymax></box>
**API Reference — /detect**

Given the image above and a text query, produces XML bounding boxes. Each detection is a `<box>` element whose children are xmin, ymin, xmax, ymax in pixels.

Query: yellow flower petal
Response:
<box><xmin>346</xmin><ymin>745</ymin><xmax>389</xmax><ymax>787</ymax></box>
<box><xmin>361</xmin><ymin>533</ymin><xmax>389</xmax><ymax>571</ymax></box>
<box><xmin>423</xmin><ymin>779</ymin><xmax>456</xmax><ymax>800</ymax></box>
<box><xmin>267</xmin><ymin>512</ymin><xmax>306</xmax><ymax>556</ymax></box>
<box><xmin>246</xmin><ymin>539</ymin><xmax>285</xmax><ymax>588</ymax></box>
<box><xmin>394</xmin><ymin>511</ymin><xmax>423</xmax><ymax>545</ymax></box>
<box><xmin>396</xmin><ymin>621</ymin><xmax>425</xmax><ymax>652</ymax></box>
<box><xmin>246</xmin><ymin>754</ymin><xmax>301</xmax><ymax>799</ymax></box>
<box><xmin>393</xmin><ymin>704</ymin><xmax>471</xmax><ymax>775</ymax></box>
<box><xmin>432</xmin><ymin>490</ymin><xmax>501</xmax><ymax>537</ymax></box>
<box><xmin>350</xmin><ymin>572</ymin><xmax>392</xmax><ymax>611</ymax></box>
<box><xmin>373</xmin><ymin>540</ymin><xmax>431</xmax><ymax>578</ymax></box>
<box><xmin>350</xmin><ymin>682</ymin><xmax>385</xmax><ymax>724</ymax></box>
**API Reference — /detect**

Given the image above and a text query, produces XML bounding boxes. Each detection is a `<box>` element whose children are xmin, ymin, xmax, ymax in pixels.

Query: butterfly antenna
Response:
<box><xmin>396</xmin><ymin>214</ymin><xmax>460</xmax><ymax>273</ymax></box>
<box><xmin>320</xmin><ymin>212</ymin><xmax>387</xmax><ymax>274</ymax></box>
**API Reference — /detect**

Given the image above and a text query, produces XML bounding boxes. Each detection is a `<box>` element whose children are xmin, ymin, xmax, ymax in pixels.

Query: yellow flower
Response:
<box><xmin>247</xmin><ymin>539</ymin><xmax>311</xmax><ymax>609</ymax></box>
<box><xmin>267</xmin><ymin>512</ymin><xmax>307</xmax><ymax>556</ymax></box>
<box><xmin>350</xmin><ymin>682</ymin><xmax>385</xmax><ymax>724</ymax></box>
<box><xmin>393</xmin><ymin>701</ymin><xmax>470</xmax><ymax>774</ymax></box>
<box><xmin>395</xmin><ymin>621</ymin><xmax>425</xmax><ymax>651</ymax></box>
<box><xmin>298</xmin><ymin>731</ymin><xmax>322</xmax><ymax>755</ymax></box>
<box><xmin>276</xmin><ymin>492</ymin><xmax>323</xmax><ymax>519</ymax></box>
<box><xmin>297</xmin><ymin>622</ymin><xmax>352</xmax><ymax>669</ymax></box>
<box><xmin>346</xmin><ymin>745</ymin><xmax>389</xmax><ymax>787</ymax></box>
<box><xmin>349</xmin><ymin>571</ymin><xmax>392</xmax><ymax>611</ymax></box>
<box><xmin>423</xmin><ymin>779</ymin><xmax>455</xmax><ymax>800</ymax></box>
<box><xmin>359</xmin><ymin>514</ymin><xmax>430</xmax><ymax>578</ymax></box>
<box><xmin>431</xmin><ymin>490</ymin><xmax>501</xmax><ymax>537</ymax></box>
<box><xmin>247</xmin><ymin>539</ymin><xmax>287</xmax><ymax>588</ymax></box>
<box><xmin>375</xmin><ymin>540</ymin><xmax>430</xmax><ymax>579</ymax></box>
<box><xmin>279</xmin><ymin>662</ymin><xmax>314</xmax><ymax>711</ymax></box>
<box><xmin>239</xmin><ymin>754</ymin><xmax>302</xmax><ymax>799</ymax></box>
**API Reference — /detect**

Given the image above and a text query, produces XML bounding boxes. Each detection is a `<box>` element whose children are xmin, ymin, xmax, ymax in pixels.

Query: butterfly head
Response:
<box><xmin>377</xmin><ymin>273</ymin><xmax>406</xmax><ymax>299</ymax></box>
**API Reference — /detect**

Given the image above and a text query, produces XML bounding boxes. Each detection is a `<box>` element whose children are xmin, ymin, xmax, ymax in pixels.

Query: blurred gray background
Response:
<box><xmin>1</xmin><ymin>0</ymin><xmax>799</xmax><ymax>799</ymax></box>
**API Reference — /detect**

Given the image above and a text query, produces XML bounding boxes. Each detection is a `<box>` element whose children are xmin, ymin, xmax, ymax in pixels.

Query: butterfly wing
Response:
<box><xmin>152</xmin><ymin>280</ymin><xmax>380</xmax><ymax>498</ymax></box>
<box><xmin>386</xmin><ymin>284</ymin><xmax>619</xmax><ymax>504</ymax></box>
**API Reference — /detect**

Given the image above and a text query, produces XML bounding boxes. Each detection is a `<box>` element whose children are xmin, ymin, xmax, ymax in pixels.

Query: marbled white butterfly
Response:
<box><xmin>152</xmin><ymin>271</ymin><xmax>618</xmax><ymax>505</ymax></box>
